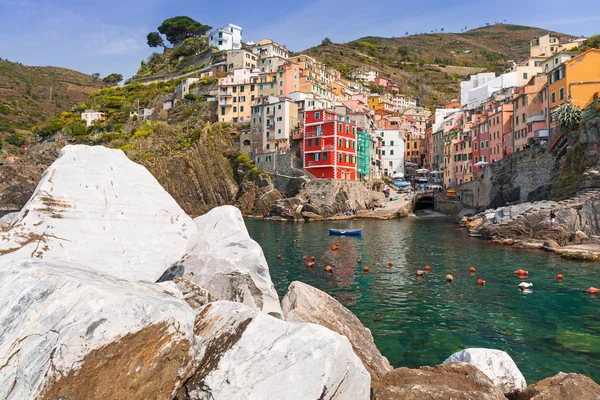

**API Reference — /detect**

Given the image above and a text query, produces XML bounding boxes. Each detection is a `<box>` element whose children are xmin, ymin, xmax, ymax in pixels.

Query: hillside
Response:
<box><xmin>0</xmin><ymin>59</ymin><xmax>104</xmax><ymax>132</ymax></box>
<box><xmin>304</xmin><ymin>24</ymin><xmax>572</xmax><ymax>107</ymax></box>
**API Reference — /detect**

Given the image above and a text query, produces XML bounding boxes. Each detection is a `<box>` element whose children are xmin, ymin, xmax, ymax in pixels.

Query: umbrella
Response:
<box><xmin>406</xmin><ymin>162</ymin><xmax>419</xmax><ymax>167</ymax></box>
<box><xmin>395</xmin><ymin>181</ymin><xmax>411</xmax><ymax>187</ymax></box>
<box><xmin>392</xmin><ymin>173</ymin><xmax>404</xmax><ymax>179</ymax></box>
<box><xmin>474</xmin><ymin>161</ymin><xmax>489</xmax><ymax>167</ymax></box>
<box><xmin>430</xmin><ymin>170</ymin><xmax>444</xmax><ymax>175</ymax></box>
<box><xmin>415</xmin><ymin>168</ymin><xmax>430</xmax><ymax>174</ymax></box>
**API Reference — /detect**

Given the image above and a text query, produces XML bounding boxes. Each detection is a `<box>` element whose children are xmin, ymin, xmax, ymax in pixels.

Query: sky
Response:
<box><xmin>0</xmin><ymin>0</ymin><xmax>598</xmax><ymax>80</ymax></box>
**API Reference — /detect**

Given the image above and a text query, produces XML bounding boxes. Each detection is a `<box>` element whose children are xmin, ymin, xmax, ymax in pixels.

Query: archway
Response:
<box><xmin>414</xmin><ymin>195</ymin><xmax>434</xmax><ymax>211</ymax></box>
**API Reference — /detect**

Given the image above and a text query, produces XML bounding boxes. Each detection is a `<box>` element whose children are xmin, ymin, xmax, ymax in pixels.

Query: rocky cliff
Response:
<box><xmin>0</xmin><ymin>132</ymin><xmax>281</xmax><ymax>217</ymax></box>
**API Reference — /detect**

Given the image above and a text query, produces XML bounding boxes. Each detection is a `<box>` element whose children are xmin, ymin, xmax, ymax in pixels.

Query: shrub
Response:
<box><xmin>5</xmin><ymin>133</ymin><xmax>26</xmax><ymax>146</ymax></box>
<box><xmin>553</xmin><ymin>103</ymin><xmax>583</xmax><ymax>131</ymax></box>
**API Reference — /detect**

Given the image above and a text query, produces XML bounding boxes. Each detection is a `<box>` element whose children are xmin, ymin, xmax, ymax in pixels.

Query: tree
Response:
<box><xmin>158</xmin><ymin>16</ymin><xmax>212</xmax><ymax>46</ymax></box>
<box><xmin>91</xmin><ymin>73</ymin><xmax>101</xmax><ymax>79</ymax></box>
<box><xmin>321</xmin><ymin>37</ymin><xmax>332</xmax><ymax>45</ymax></box>
<box><xmin>147</xmin><ymin>32</ymin><xmax>166</xmax><ymax>49</ymax></box>
<box><xmin>102</xmin><ymin>73</ymin><xmax>123</xmax><ymax>86</ymax></box>
<box><xmin>582</xmin><ymin>34</ymin><xmax>600</xmax><ymax>50</ymax></box>
<box><xmin>405</xmin><ymin>31</ymin><xmax>409</xmax><ymax>36</ymax></box>
<box><xmin>441</xmin><ymin>28</ymin><xmax>444</xmax><ymax>32</ymax></box>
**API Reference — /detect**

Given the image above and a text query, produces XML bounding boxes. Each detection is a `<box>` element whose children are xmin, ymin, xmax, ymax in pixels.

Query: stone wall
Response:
<box><xmin>434</xmin><ymin>195</ymin><xmax>463</xmax><ymax>216</ymax></box>
<box><xmin>458</xmin><ymin>146</ymin><xmax>561</xmax><ymax>211</ymax></box>
<box><xmin>304</xmin><ymin>179</ymin><xmax>385</xmax><ymax>215</ymax></box>
<box><xmin>255</xmin><ymin>144</ymin><xmax>307</xmax><ymax>198</ymax></box>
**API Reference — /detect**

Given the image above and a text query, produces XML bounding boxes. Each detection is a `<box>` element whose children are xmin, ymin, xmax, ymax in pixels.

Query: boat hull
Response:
<box><xmin>328</xmin><ymin>229</ymin><xmax>363</xmax><ymax>236</ymax></box>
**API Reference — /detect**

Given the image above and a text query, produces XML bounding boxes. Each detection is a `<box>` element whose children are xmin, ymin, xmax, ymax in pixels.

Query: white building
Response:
<box><xmin>378</xmin><ymin>129</ymin><xmax>405</xmax><ymax>177</ymax></box>
<box><xmin>392</xmin><ymin>94</ymin><xmax>417</xmax><ymax>112</ymax></box>
<box><xmin>81</xmin><ymin>110</ymin><xmax>105</xmax><ymax>127</ymax></box>
<box><xmin>208</xmin><ymin>24</ymin><xmax>242</xmax><ymax>51</ymax></box>
<box><xmin>460</xmin><ymin>73</ymin><xmax>496</xmax><ymax>107</ymax></box>
<box><xmin>251</xmin><ymin>39</ymin><xmax>290</xmax><ymax>59</ymax></box>
<box><xmin>463</xmin><ymin>71</ymin><xmax>518</xmax><ymax>110</ymax></box>
<box><xmin>350</xmin><ymin>68</ymin><xmax>378</xmax><ymax>83</ymax></box>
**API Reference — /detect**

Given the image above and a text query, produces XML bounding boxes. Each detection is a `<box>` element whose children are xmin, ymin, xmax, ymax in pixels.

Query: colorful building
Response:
<box><xmin>357</xmin><ymin>130</ymin><xmax>371</xmax><ymax>181</ymax></box>
<box><xmin>303</xmin><ymin>109</ymin><xmax>357</xmax><ymax>180</ymax></box>
<box><xmin>251</xmin><ymin>96</ymin><xmax>299</xmax><ymax>157</ymax></box>
<box><xmin>209</xmin><ymin>23</ymin><xmax>242</xmax><ymax>51</ymax></box>
<box><xmin>217</xmin><ymin>69</ymin><xmax>259</xmax><ymax>123</ymax></box>
<box><xmin>378</xmin><ymin>129</ymin><xmax>405</xmax><ymax>177</ymax></box>
<box><xmin>548</xmin><ymin>49</ymin><xmax>600</xmax><ymax>128</ymax></box>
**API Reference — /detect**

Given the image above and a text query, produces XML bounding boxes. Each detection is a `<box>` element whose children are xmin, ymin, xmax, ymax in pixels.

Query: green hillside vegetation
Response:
<box><xmin>304</xmin><ymin>24</ymin><xmax>573</xmax><ymax>107</ymax></box>
<box><xmin>32</xmin><ymin>80</ymin><xmax>225</xmax><ymax>163</ymax></box>
<box><xmin>0</xmin><ymin>59</ymin><xmax>105</xmax><ymax>131</ymax></box>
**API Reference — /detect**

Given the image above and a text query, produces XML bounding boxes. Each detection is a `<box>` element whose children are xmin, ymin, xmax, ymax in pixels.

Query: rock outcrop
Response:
<box><xmin>282</xmin><ymin>281</ymin><xmax>392</xmax><ymax>379</ymax></box>
<box><xmin>0</xmin><ymin>145</ymin><xmax>195</xmax><ymax>282</ymax></box>
<box><xmin>0</xmin><ymin>259</ymin><xmax>197</xmax><ymax>400</ymax></box>
<box><xmin>443</xmin><ymin>348</ymin><xmax>527</xmax><ymax>395</ymax></box>
<box><xmin>181</xmin><ymin>205</ymin><xmax>282</xmax><ymax>316</ymax></box>
<box><xmin>516</xmin><ymin>372</ymin><xmax>600</xmax><ymax>400</ymax></box>
<box><xmin>177</xmin><ymin>301</ymin><xmax>371</xmax><ymax>400</ymax></box>
<box><xmin>371</xmin><ymin>362</ymin><xmax>507</xmax><ymax>400</ymax></box>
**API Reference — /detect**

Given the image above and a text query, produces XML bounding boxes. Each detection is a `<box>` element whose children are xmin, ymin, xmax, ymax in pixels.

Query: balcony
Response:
<box><xmin>322</xmin><ymin>145</ymin><xmax>335</xmax><ymax>151</ymax></box>
<box><xmin>219</xmin><ymin>91</ymin><xmax>232</xmax><ymax>97</ymax></box>
<box><xmin>534</xmin><ymin>129</ymin><xmax>550</xmax><ymax>139</ymax></box>
<box><xmin>219</xmin><ymin>100</ymin><xmax>232</xmax><ymax>106</ymax></box>
<box><xmin>528</xmin><ymin>114</ymin><xmax>546</xmax><ymax>124</ymax></box>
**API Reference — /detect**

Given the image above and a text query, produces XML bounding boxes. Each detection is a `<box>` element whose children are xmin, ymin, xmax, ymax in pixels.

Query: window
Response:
<box><xmin>233</xmin><ymin>87</ymin><xmax>237</xmax><ymax>93</ymax></box>
<box><xmin>266</xmin><ymin>144</ymin><xmax>270</xmax><ymax>149</ymax></box>
<box><xmin>339</xmin><ymin>154</ymin><xmax>343</xmax><ymax>162</ymax></box>
<box><xmin>315</xmin><ymin>138</ymin><xmax>320</xmax><ymax>146</ymax></box>
<box><xmin>308</xmin><ymin>139</ymin><xmax>312</xmax><ymax>147</ymax></box>
<box><xmin>559</xmin><ymin>88</ymin><xmax>564</xmax><ymax>100</ymax></box>
<box><xmin>382</xmin><ymin>150</ymin><xmax>386</xmax><ymax>156</ymax></box>
<box><xmin>551</xmin><ymin>92</ymin><xmax>556</xmax><ymax>103</ymax></box>
<box><xmin>390</xmin><ymin>140</ymin><xmax>394</xmax><ymax>146</ymax></box>
<box><xmin>250</xmin><ymin>85</ymin><xmax>255</xmax><ymax>91</ymax></box>
<box><xmin>390</xmin><ymin>150</ymin><xmax>394</xmax><ymax>155</ymax></box>
<box><xmin>240</xmin><ymin>86</ymin><xmax>245</xmax><ymax>92</ymax></box>
<box><xmin>382</xmin><ymin>141</ymin><xmax>385</xmax><ymax>146</ymax></box>
<box><xmin>338</xmin><ymin>123</ymin><xmax>343</xmax><ymax>132</ymax></box>
<box><xmin>389</xmin><ymin>161</ymin><xmax>393</xmax><ymax>167</ymax></box>
<box><xmin>345</xmin><ymin>140</ymin><xmax>349</xmax><ymax>148</ymax></box>
<box><xmin>346</xmin><ymin>125</ymin><xmax>349</xmax><ymax>133</ymax></box>
<box><xmin>259</xmin><ymin>84</ymin><xmax>263</xmax><ymax>90</ymax></box>
<box><xmin>516</xmin><ymin>116</ymin><xmax>519</xmax><ymax>124</ymax></box>
<box><xmin>523</xmin><ymin>72</ymin><xmax>528</xmax><ymax>80</ymax></box>
<box><xmin>316</xmin><ymin>125</ymin><xmax>322</xmax><ymax>136</ymax></box>
<box><xmin>315</xmin><ymin>112</ymin><xmax>320</xmax><ymax>120</ymax></box>
<box><xmin>221</xmin><ymin>107</ymin><xmax>226</xmax><ymax>116</ymax></box>
<box><xmin>314</xmin><ymin>153</ymin><xmax>320</xmax><ymax>161</ymax></box>
<box><xmin>339</xmin><ymin>138</ymin><xmax>342</xmax><ymax>147</ymax></box>
<box><xmin>270</xmin><ymin>83</ymin><xmax>274</xmax><ymax>89</ymax></box>
<box><xmin>323</xmin><ymin>152</ymin><xmax>328</xmax><ymax>160</ymax></box>
<box><xmin>522</xmin><ymin>96</ymin><xmax>526</xmax><ymax>107</ymax></box>
<box><xmin>233</xmin><ymin>106</ymin><xmax>237</xmax><ymax>112</ymax></box>
<box><xmin>240</xmin><ymin>106</ymin><xmax>244</xmax><ymax>112</ymax></box>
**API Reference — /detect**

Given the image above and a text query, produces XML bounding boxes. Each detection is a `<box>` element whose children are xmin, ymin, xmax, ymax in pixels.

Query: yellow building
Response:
<box><xmin>368</xmin><ymin>94</ymin><xmax>394</xmax><ymax>112</ymax></box>
<box><xmin>530</xmin><ymin>34</ymin><xmax>561</xmax><ymax>58</ymax></box>
<box><xmin>217</xmin><ymin>69</ymin><xmax>259</xmax><ymax>123</ymax></box>
<box><xmin>547</xmin><ymin>49</ymin><xmax>600</xmax><ymax>125</ymax></box>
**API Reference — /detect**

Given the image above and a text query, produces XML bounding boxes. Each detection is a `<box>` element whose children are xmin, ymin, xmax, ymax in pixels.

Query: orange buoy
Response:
<box><xmin>307</xmin><ymin>262</ymin><xmax>314</xmax><ymax>268</ymax></box>
<box><xmin>303</xmin><ymin>255</ymin><xmax>307</xmax><ymax>261</ymax></box>
<box><xmin>357</xmin><ymin>258</ymin><xmax>362</xmax><ymax>263</ymax></box>
<box><xmin>335</xmin><ymin>243</ymin><xmax>340</xmax><ymax>247</ymax></box>
<box><xmin>557</xmin><ymin>274</ymin><xmax>564</xmax><ymax>280</ymax></box>
<box><xmin>331</xmin><ymin>246</ymin><xmax>336</xmax><ymax>251</ymax></box>
<box><xmin>277</xmin><ymin>238</ymin><xmax>280</xmax><ymax>242</ymax></box>
<box><xmin>519</xmin><ymin>275</ymin><xmax>528</xmax><ymax>279</ymax></box>
<box><xmin>277</xmin><ymin>254</ymin><xmax>281</xmax><ymax>259</ymax></box>
<box><xmin>477</xmin><ymin>279</ymin><xmax>485</xmax><ymax>285</ymax></box>
<box><xmin>310</xmin><ymin>256</ymin><xmax>315</xmax><ymax>261</ymax></box>
<box><xmin>514</xmin><ymin>269</ymin><xmax>528</xmax><ymax>275</ymax></box>
<box><xmin>363</xmin><ymin>266</ymin><xmax>369</xmax><ymax>272</ymax></box>
<box><xmin>325</xmin><ymin>265</ymin><xmax>333</xmax><ymax>272</ymax></box>
<box><xmin>469</xmin><ymin>267</ymin><xmax>475</xmax><ymax>273</ymax></box>
<box><xmin>585</xmin><ymin>287</ymin><xmax>599</xmax><ymax>294</ymax></box>
<box><xmin>425</xmin><ymin>265</ymin><xmax>431</xmax><ymax>271</ymax></box>
<box><xmin>388</xmin><ymin>261</ymin><xmax>393</xmax><ymax>267</ymax></box>
<box><xmin>416</xmin><ymin>270</ymin><xmax>424</xmax><ymax>276</ymax></box>
<box><xmin>446</xmin><ymin>274</ymin><xmax>454</xmax><ymax>282</ymax></box>
<box><xmin>261</xmin><ymin>233</ymin><xmax>265</xmax><ymax>237</ymax></box>
<box><xmin>293</xmin><ymin>240</ymin><xmax>297</xmax><ymax>244</ymax></box>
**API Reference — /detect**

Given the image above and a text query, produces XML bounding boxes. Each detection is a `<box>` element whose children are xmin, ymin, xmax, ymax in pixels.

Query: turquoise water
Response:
<box><xmin>246</xmin><ymin>217</ymin><xmax>600</xmax><ymax>384</ymax></box>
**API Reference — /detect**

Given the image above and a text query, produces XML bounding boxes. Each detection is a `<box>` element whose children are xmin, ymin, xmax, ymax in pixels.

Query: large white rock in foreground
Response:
<box><xmin>443</xmin><ymin>348</ymin><xmax>527</xmax><ymax>394</ymax></box>
<box><xmin>282</xmin><ymin>281</ymin><xmax>392</xmax><ymax>380</ymax></box>
<box><xmin>177</xmin><ymin>301</ymin><xmax>370</xmax><ymax>400</ymax></box>
<box><xmin>181</xmin><ymin>206</ymin><xmax>282</xmax><ymax>315</ymax></box>
<box><xmin>0</xmin><ymin>145</ymin><xmax>195</xmax><ymax>282</ymax></box>
<box><xmin>0</xmin><ymin>259</ymin><xmax>197</xmax><ymax>400</ymax></box>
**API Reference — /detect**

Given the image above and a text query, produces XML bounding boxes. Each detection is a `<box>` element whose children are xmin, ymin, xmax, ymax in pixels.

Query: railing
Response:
<box><xmin>527</xmin><ymin>114</ymin><xmax>546</xmax><ymax>123</ymax></box>
<box><xmin>219</xmin><ymin>92</ymin><xmax>232</xmax><ymax>97</ymax></box>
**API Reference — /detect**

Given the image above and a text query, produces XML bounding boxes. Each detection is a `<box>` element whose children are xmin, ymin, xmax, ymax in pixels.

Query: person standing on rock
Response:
<box><xmin>550</xmin><ymin>209</ymin><xmax>557</xmax><ymax>229</ymax></box>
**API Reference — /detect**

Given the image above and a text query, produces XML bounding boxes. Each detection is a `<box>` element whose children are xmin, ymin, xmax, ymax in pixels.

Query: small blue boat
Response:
<box><xmin>328</xmin><ymin>228</ymin><xmax>363</xmax><ymax>236</ymax></box>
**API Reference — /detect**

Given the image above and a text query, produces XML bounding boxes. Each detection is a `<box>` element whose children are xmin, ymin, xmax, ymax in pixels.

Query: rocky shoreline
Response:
<box><xmin>1</xmin><ymin>145</ymin><xmax>598</xmax><ymax>399</ymax></box>
<box><xmin>460</xmin><ymin>189</ymin><xmax>600</xmax><ymax>261</ymax></box>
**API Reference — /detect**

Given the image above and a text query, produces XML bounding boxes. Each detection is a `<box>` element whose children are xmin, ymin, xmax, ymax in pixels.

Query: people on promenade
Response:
<box><xmin>550</xmin><ymin>209</ymin><xmax>556</xmax><ymax>228</ymax></box>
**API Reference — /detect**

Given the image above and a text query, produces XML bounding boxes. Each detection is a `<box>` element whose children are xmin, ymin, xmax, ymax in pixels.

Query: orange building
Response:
<box><xmin>548</xmin><ymin>49</ymin><xmax>600</xmax><ymax>127</ymax></box>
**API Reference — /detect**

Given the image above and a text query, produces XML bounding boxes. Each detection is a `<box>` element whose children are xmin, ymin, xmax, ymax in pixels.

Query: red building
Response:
<box><xmin>303</xmin><ymin>109</ymin><xmax>357</xmax><ymax>180</ymax></box>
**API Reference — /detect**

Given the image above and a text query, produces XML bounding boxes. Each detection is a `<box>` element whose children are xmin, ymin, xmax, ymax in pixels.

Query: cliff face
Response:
<box><xmin>0</xmin><ymin>133</ymin><xmax>281</xmax><ymax>217</ymax></box>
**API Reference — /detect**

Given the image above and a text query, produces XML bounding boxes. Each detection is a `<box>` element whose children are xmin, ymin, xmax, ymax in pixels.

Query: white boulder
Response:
<box><xmin>282</xmin><ymin>281</ymin><xmax>392</xmax><ymax>379</ymax></box>
<box><xmin>443</xmin><ymin>348</ymin><xmax>527</xmax><ymax>394</ymax></box>
<box><xmin>178</xmin><ymin>301</ymin><xmax>370</xmax><ymax>400</ymax></box>
<box><xmin>181</xmin><ymin>205</ymin><xmax>281</xmax><ymax>315</ymax></box>
<box><xmin>0</xmin><ymin>145</ymin><xmax>195</xmax><ymax>282</ymax></box>
<box><xmin>0</xmin><ymin>211</ymin><xmax>18</xmax><ymax>230</ymax></box>
<box><xmin>0</xmin><ymin>259</ymin><xmax>197</xmax><ymax>400</ymax></box>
